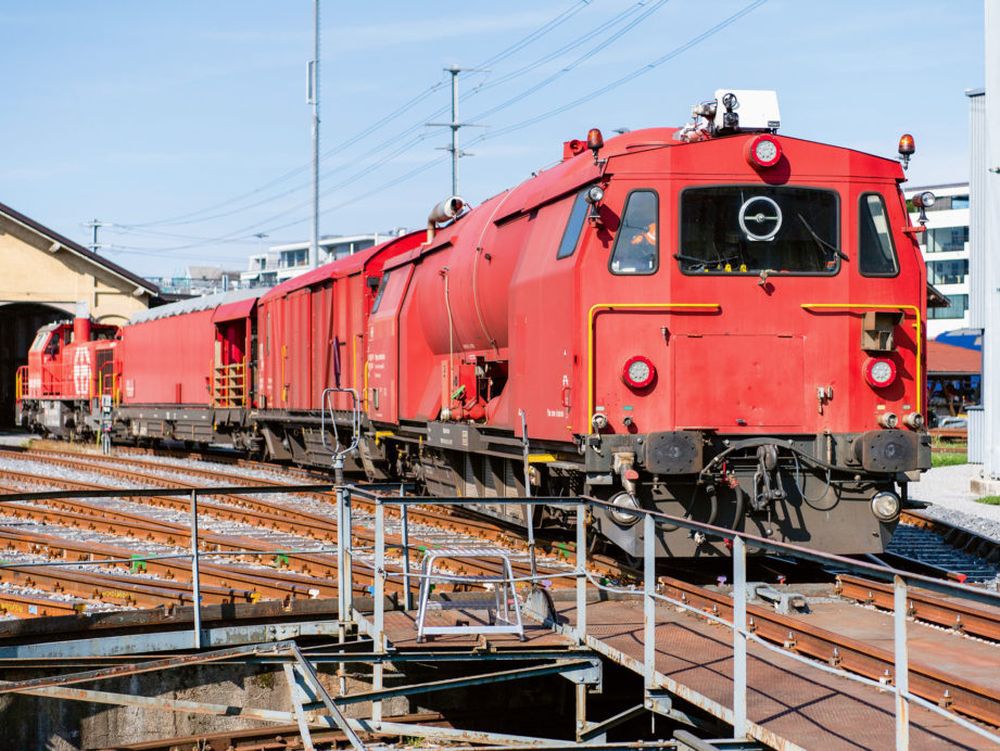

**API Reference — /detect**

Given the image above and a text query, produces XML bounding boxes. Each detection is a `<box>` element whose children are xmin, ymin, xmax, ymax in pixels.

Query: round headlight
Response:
<box><xmin>871</xmin><ymin>491</ymin><xmax>901</xmax><ymax>522</ymax></box>
<box><xmin>863</xmin><ymin>357</ymin><xmax>897</xmax><ymax>388</ymax></box>
<box><xmin>903</xmin><ymin>412</ymin><xmax>924</xmax><ymax>430</ymax></box>
<box><xmin>744</xmin><ymin>135</ymin><xmax>782</xmax><ymax>168</ymax></box>
<box><xmin>622</xmin><ymin>355</ymin><xmax>656</xmax><ymax>389</ymax></box>
<box><xmin>609</xmin><ymin>491</ymin><xmax>641</xmax><ymax>527</ymax></box>
<box><xmin>918</xmin><ymin>190</ymin><xmax>936</xmax><ymax>208</ymax></box>
<box><xmin>586</xmin><ymin>185</ymin><xmax>605</xmax><ymax>204</ymax></box>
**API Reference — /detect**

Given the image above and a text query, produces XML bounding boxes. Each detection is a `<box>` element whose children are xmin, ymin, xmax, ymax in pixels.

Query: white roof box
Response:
<box><xmin>713</xmin><ymin>89</ymin><xmax>780</xmax><ymax>132</ymax></box>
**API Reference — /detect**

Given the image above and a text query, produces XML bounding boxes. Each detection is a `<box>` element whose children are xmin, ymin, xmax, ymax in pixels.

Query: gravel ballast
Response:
<box><xmin>907</xmin><ymin>463</ymin><xmax>1000</xmax><ymax>543</ymax></box>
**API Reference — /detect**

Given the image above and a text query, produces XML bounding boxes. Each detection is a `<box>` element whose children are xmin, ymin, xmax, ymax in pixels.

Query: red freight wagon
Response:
<box><xmin>253</xmin><ymin>231</ymin><xmax>423</xmax><ymax>465</ymax></box>
<box><xmin>117</xmin><ymin>289</ymin><xmax>259</xmax><ymax>445</ymax></box>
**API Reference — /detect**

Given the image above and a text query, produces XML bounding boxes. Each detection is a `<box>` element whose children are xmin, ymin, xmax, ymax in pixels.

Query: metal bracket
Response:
<box><xmin>644</xmin><ymin>688</ymin><xmax>675</xmax><ymax>716</ymax></box>
<box><xmin>559</xmin><ymin>657</ymin><xmax>603</xmax><ymax>688</ymax></box>
<box><xmin>645</xmin><ymin>690</ymin><xmax>704</xmax><ymax>730</ymax></box>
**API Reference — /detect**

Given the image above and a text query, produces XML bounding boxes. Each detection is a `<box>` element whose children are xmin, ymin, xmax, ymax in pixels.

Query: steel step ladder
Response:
<box><xmin>415</xmin><ymin>547</ymin><xmax>525</xmax><ymax>642</ymax></box>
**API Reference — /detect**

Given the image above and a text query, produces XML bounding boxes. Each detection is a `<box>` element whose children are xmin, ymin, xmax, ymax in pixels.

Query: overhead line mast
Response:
<box><xmin>84</xmin><ymin>219</ymin><xmax>110</xmax><ymax>253</ymax></box>
<box><xmin>308</xmin><ymin>0</ymin><xmax>321</xmax><ymax>269</ymax></box>
<box><xmin>428</xmin><ymin>66</ymin><xmax>485</xmax><ymax>197</ymax></box>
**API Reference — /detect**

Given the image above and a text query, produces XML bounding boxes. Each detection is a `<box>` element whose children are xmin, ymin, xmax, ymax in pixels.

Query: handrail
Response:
<box><xmin>801</xmin><ymin>303</ymin><xmax>923</xmax><ymax>412</ymax></box>
<box><xmin>14</xmin><ymin>366</ymin><xmax>28</xmax><ymax>402</ymax></box>
<box><xmin>347</xmin><ymin>486</ymin><xmax>999</xmax><ymax>748</ymax></box>
<box><xmin>321</xmin><ymin>387</ymin><xmax>361</xmax><ymax>483</ymax></box>
<box><xmin>586</xmin><ymin>302</ymin><xmax>721</xmax><ymax>425</ymax></box>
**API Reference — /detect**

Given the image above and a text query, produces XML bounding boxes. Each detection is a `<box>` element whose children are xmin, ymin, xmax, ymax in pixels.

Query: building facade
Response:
<box><xmin>240</xmin><ymin>230</ymin><xmax>406</xmax><ymax>288</ymax></box>
<box><xmin>905</xmin><ymin>183</ymin><xmax>971</xmax><ymax>338</ymax></box>
<box><xmin>0</xmin><ymin>201</ymin><xmax>158</xmax><ymax>423</ymax></box>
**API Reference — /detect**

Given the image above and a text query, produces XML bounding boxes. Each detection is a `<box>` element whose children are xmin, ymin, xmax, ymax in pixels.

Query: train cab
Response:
<box><xmin>560</xmin><ymin>91</ymin><xmax>931</xmax><ymax>555</ymax></box>
<box><xmin>16</xmin><ymin>305</ymin><xmax>120</xmax><ymax>438</ymax></box>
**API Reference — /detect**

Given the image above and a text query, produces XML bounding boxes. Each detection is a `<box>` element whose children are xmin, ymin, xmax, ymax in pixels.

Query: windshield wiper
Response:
<box><xmin>674</xmin><ymin>252</ymin><xmax>707</xmax><ymax>266</ymax></box>
<box><xmin>798</xmin><ymin>214</ymin><xmax>848</xmax><ymax>261</ymax></box>
<box><xmin>675</xmin><ymin>252</ymin><xmax>740</xmax><ymax>269</ymax></box>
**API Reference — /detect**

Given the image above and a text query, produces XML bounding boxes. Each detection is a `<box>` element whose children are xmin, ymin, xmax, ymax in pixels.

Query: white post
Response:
<box><xmin>732</xmin><ymin>536</ymin><xmax>747</xmax><ymax>739</ymax></box>
<box><xmin>894</xmin><ymin>576</ymin><xmax>910</xmax><ymax>750</ymax></box>
<box><xmin>373</xmin><ymin>499</ymin><xmax>385</xmax><ymax>724</ymax></box>
<box><xmin>189</xmin><ymin>489</ymin><xmax>202</xmax><ymax>650</ymax></box>
<box><xmin>575</xmin><ymin>502</ymin><xmax>587</xmax><ymax>642</ymax></box>
<box><xmin>308</xmin><ymin>0</ymin><xmax>321</xmax><ymax>270</ymax></box>
<box><xmin>643</xmin><ymin>512</ymin><xmax>656</xmax><ymax>692</ymax></box>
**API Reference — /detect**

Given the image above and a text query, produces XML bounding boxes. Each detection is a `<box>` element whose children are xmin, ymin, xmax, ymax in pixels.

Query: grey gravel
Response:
<box><xmin>908</xmin><ymin>463</ymin><xmax>1000</xmax><ymax>543</ymax></box>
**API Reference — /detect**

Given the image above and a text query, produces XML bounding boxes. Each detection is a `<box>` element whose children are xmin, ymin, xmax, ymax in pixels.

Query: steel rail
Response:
<box><xmin>836</xmin><ymin>573</ymin><xmax>1000</xmax><ymax>641</ymax></box>
<box><xmin>654</xmin><ymin>574</ymin><xmax>1000</xmax><ymax>727</ymax></box>
<box><xmin>0</xmin><ymin>591</ymin><xmax>83</xmax><ymax>618</ymax></box>
<box><xmin>17</xmin><ymin>447</ymin><xmax>627</xmax><ymax>577</ymax></box>
<box><xmin>0</xmin><ymin>459</ymin><xmax>594</xmax><ymax>595</ymax></box>
<box><xmin>0</xmin><ymin>527</ymin><xmax>342</xmax><ymax>600</ymax></box>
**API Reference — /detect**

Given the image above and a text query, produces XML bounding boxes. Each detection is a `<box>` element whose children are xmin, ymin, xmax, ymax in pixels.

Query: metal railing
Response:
<box><xmin>1</xmin><ymin>477</ymin><xmax>996</xmax><ymax>749</ymax></box>
<box><xmin>0</xmin><ymin>483</ymin><xmax>335</xmax><ymax>650</ymax></box>
<box><xmin>340</xmin><ymin>486</ymin><xmax>1000</xmax><ymax>750</ymax></box>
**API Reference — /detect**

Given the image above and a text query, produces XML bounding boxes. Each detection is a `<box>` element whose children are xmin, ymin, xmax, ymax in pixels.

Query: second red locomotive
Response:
<box><xmin>17</xmin><ymin>90</ymin><xmax>931</xmax><ymax>558</ymax></box>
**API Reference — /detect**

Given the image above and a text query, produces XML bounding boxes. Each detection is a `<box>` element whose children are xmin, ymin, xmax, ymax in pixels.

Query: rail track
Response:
<box><xmin>1</xmin><ymin>444</ymin><xmax>998</xmax><ymax>745</ymax></box>
<box><xmin>0</xmin><ymin>446</ymin><xmax>603</xmax><ymax>617</ymax></box>
<box><xmin>658</xmin><ymin>573</ymin><xmax>1000</xmax><ymax>728</ymax></box>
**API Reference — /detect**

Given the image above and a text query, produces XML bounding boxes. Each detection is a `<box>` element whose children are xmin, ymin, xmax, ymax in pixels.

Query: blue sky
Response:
<box><xmin>0</xmin><ymin>1</ymin><xmax>984</xmax><ymax>278</ymax></box>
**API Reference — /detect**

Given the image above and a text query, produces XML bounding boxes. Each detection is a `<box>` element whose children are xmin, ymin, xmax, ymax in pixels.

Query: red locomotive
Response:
<box><xmin>16</xmin><ymin>304</ymin><xmax>121</xmax><ymax>440</ymax></box>
<box><xmin>17</xmin><ymin>90</ymin><xmax>931</xmax><ymax>557</ymax></box>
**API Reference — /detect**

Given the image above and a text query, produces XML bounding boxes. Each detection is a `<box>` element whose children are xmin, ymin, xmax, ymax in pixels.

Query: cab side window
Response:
<box><xmin>372</xmin><ymin>271</ymin><xmax>391</xmax><ymax>312</ymax></box>
<box><xmin>556</xmin><ymin>189</ymin><xmax>590</xmax><ymax>259</ymax></box>
<box><xmin>610</xmin><ymin>190</ymin><xmax>658</xmax><ymax>274</ymax></box>
<box><xmin>859</xmin><ymin>193</ymin><xmax>899</xmax><ymax>276</ymax></box>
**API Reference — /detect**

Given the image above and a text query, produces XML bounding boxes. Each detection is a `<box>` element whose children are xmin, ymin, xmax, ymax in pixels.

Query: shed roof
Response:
<box><xmin>0</xmin><ymin>200</ymin><xmax>159</xmax><ymax>296</ymax></box>
<box><xmin>927</xmin><ymin>340</ymin><xmax>982</xmax><ymax>376</ymax></box>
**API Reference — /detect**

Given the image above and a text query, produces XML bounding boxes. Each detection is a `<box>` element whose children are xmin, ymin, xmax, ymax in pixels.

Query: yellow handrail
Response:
<box><xmin>801</xmin><ymin>303</ymin><xmax>923</xmax><ymax>412</ymax></box>
<box><xmin>587</xmin><ymin>303</ymin><xmax>721</xmax><ymax>428</ymax></box>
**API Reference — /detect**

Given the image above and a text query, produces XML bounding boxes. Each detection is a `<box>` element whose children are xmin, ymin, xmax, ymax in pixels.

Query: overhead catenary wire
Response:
<box><xmin>468</xmin><ymin>0</ymin><xmax>769</xmax><ymax>144</ymax></box>
<box><xmin>120</xmin><ymin>0</ymin><xmax>593</xmax><ymax>231</ymax></box>
<box><xmin>246</xmin><ymin>0</ymin><xmax>769</xmax><ymax>241</ymax></box>
<box><xmin>113</xmin><ymin>0</ymin><xmax>661</xmax><ymax>248</ymax></box>
<box><xmin>112</xmin><ymin>0</ymin><xmax>767</xmax><ymax>258</ymax></box>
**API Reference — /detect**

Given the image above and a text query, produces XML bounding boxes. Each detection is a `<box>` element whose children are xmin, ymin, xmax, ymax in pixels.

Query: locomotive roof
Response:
<box><xmin>379</xmin><ymin>127</ymin><xmax>906</xmax><ymax>276</ymax></box>
<box><xmin>130</xmin><ymin>287</ymin><xmax>261</xmax><ymax>324</ymax></box>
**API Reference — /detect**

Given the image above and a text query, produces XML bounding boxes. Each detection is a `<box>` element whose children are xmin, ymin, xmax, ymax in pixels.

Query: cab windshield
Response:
<box><xmin>678</xmin><ymin>186</ymin><xmax>840</xmax><ymax>275</ymax></box>
<box><xmin>29</xmin><ymin>331</ymin><xmax>49</xmax><ymax>352</ymax></box>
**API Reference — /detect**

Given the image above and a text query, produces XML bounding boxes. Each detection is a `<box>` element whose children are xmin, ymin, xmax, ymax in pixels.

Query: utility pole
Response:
<box><xmin>427</xmin><ymin>66</ymin><xmax>484</xmax><ymax>197</ymax></box>
<box><xmin>253</xmin><ymin>232</ymin><xmax>269</xmax><ymax>254</ymax></box>
<box><xmin>307</xmin><ymin>0</ymin><xmax>321</xmax><ymax>270</ymax></box>
<box><xmin>84</xmin><ymin>219</ymin><xmax>110</xmax><ymax>253</ymax></box>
